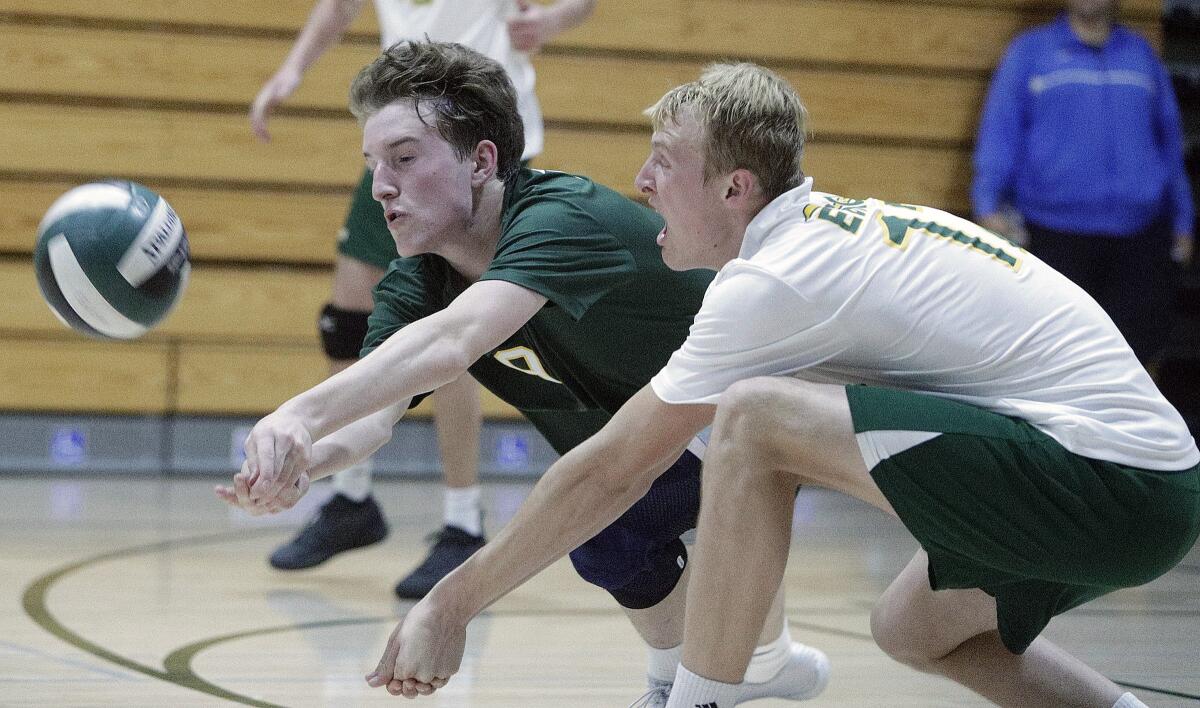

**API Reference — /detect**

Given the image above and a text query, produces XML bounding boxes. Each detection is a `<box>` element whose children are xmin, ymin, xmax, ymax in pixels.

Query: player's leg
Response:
<box><xmin>395</xmin><ymin>372</ymin><xmax>487</xmax><ymax>599</ymax></box>
<box><xmin>667</xmin><ymin>378</ymin><xmax>1166</xmax><ymax>708</ymax></box>
<box><xmin>871</xmin><ymin>551</ymin><xmax>1125</xmax><ymax>707</ymax></box>
<box><xmin>567</xmin><ymin>450</ymin><xmax>826</xmax><ymax>704</ymax></box>
<box><xmin>268</xmin><ymin>253</ymin><xmax>389</xmax><ymax>570</ymax></box>
<box><xmin>663</xmin><ymin>378</ymin><xmax>863</xmax><ymax>707</ymax></box>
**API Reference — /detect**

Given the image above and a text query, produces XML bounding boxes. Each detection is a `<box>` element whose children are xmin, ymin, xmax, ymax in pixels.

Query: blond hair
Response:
<box><xmin>646</xmin><ymin>63</ymin><xmax>808</xmax><ymax>200</ymax></box>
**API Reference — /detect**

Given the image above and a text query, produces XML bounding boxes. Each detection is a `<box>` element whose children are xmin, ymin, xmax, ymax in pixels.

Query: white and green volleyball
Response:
<box><xmin>33</xmin><ymin>181</ymin><xmax>190</xmax><ymax>340</ymax></box>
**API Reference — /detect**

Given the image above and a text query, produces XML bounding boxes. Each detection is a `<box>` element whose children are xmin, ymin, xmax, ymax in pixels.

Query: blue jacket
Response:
<box><xmin>972</xmin><ymin>14</ymin><xmax>1193</xmax><ymax>236</ymax></box>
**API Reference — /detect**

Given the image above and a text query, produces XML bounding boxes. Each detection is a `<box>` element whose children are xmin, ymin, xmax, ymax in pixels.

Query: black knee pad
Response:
<box><xmin>319</xmin><ymin>304</ymin><xmax>370</xmax><ymax>361</ymax></box>
<box><xmin>568</xmin><ymin>451</ymin><xmax>703</xmax><ymax>609</ymax></box>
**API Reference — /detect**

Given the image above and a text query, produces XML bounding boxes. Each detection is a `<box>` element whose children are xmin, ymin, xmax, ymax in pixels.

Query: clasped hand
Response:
<box><xmin>214</xmin><ymin>412</ymin><xmax>313</xmax><ymax>514</ymax></box>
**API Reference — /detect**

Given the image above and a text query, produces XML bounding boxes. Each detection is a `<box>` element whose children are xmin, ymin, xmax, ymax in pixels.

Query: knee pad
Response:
<box><xmin>568</xmin><ymin>450</ymin><xmax>703</xmax><ymax>609</ymax></box>
<box><xmin>319</xmin><ymin>303</ymin><xmax>370</xmax><ymax>361</ymax></box>
<box><xmin>570</xmin><ymin>535</ymin><xmax>688</xmax><ymax>610</ymax></box>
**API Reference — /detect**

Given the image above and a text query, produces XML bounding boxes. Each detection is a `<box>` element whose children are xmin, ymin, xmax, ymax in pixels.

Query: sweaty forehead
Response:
<box><xmin>654</xmin><ymin>116</ymin><xmax>703</xmax><ymax>155</ymax></box>
<box><xmin>363</xmin><ymin>102</ymin><xmax>441</xmax><ymax>148</ymax></box>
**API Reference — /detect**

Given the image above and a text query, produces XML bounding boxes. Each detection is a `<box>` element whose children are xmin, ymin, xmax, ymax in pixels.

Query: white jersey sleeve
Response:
<box><xmin>651</xmin><ymin>265</ymin><xmax>841</xmax><ymax>405</ymax></box>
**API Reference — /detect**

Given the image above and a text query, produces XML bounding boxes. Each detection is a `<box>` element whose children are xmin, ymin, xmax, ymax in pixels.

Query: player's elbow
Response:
<box><xmin>426</xmin><ymin>338</ymin><xmax>475</xmax><ymax>385</ymax></box>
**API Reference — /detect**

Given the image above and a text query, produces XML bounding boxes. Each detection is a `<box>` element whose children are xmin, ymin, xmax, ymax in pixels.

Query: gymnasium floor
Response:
<box><xmin>1</xmin><ymin>476</ymin><xmax>1197</xmax><ymax>707</ymax></box>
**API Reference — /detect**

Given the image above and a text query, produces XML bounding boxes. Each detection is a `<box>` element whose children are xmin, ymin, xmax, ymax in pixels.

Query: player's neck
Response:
<box><xmin>1069</xmin><ymin>12</ymin><xmax>1113</xmax><ymax>47</ymax></box>
<box><xmin>441</xmin><ymin>179</ymin><xmax>506</xmax><ymax>281</ymax></box>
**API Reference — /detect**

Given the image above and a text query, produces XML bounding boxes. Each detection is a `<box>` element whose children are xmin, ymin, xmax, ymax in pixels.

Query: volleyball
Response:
<box><xmin>33</xmin><ymin>181</ymin><xmax>191</xmax><ymax>340</ymax></box>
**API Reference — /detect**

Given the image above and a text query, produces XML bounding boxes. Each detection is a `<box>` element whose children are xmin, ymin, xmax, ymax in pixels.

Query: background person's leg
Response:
<box><xmin>269</xmin><ymin>255</ymin><xmax>388</xmax><ymax>570</ymax></box>
<box><xmin>395</xmin><ymin>371</ymin><xmax>487</xmax><ymax>599</ymax></box>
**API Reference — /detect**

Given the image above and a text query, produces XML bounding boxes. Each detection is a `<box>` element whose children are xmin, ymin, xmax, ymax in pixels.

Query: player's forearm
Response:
<box><xmin>307</xmin><ymin>403</ymin><xmax>407</xmax><ymax>480</ymax></box>
<box><xmin>280</xmin><ymin>311</ymin><xmax>474</xmax><ymax>440</ymax></box>
<box><xmin>545</xmin><ymin>0</ymin><xmax>598</xmax><ymax>36</ymax></box>
<box><xmin>278</xmin><ymin>0</ymin><xmax>367</xmax><ymax>75</ymax></box>
<box><xmin>427</xmin><ymin>435</ymin><xmax>674</xmax><ymax>622</ymax></box>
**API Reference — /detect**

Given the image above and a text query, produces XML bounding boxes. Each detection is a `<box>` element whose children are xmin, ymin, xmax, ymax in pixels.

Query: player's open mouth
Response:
<box><xmin>656</xmin><ymin>227</ymin><xmax>667</xmax><ymax>246</ymax></box>
<box><xmin>385</xmin><ymin>208</ymin><xmax>406</xmax><ymax>224</ymax></box>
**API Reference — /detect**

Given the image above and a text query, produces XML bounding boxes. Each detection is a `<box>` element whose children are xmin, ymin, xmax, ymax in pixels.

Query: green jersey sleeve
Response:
<box><xmin>481</xmin><ymin>186</ymin><xmax>639</xmax><ymax>321</ymax></box>
<box><xmin>359</xmin><ymin>256</ymin><xmax>443</xmax><ymax>358</ymax></box>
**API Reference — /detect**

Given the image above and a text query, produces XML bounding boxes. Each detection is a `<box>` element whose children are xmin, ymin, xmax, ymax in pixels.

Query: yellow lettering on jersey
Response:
<box><xmin>494</xmin><ymin>346</ymin><xmax>563</xmax><ymax>384</ymax></box>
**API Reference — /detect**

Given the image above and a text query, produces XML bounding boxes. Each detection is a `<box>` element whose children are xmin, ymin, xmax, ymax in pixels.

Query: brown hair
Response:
<box><xmin>350</xmin><ymin>40</ymin><xmax>525</xmax><ymax>181</ymax></box>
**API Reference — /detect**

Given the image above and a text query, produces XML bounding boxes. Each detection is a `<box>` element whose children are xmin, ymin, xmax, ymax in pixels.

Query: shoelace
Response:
<box><xmin>626</xmin><ymin>685</ymin><xmax>670</xmax><ymax>708</ymax></box>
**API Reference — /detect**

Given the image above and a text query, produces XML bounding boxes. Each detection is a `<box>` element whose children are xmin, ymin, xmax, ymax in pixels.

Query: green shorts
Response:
<box><xmin>846</xmin><ymin>385</ymin><xmax>1200</xmax><ymax>654</ymax></box>
<box><xmin>336</xmin><ymin>169</ymin><xmax>396</xmax><ymax>270</ymax></box>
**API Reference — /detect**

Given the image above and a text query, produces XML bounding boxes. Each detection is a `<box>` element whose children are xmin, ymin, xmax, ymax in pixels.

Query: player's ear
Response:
<box><xmin>471</xmin><ymin>140</ymin><xmax>500</xmax><ymax>186</ymax></box>
<box><xmin>724</xmin><ymin>168</ymin><xmax>759</xmax><ymax>207</ymax></box>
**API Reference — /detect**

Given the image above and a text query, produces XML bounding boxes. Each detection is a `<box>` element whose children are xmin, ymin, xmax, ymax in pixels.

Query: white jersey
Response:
<box><xmin>372</xmin><ymin>0</ymin><xmax>542</xmax><ymax>159</ymax></box>
<box><xmin>651</xmin><ymin>179</ymin><xmax>1199</xmax><ymax>471</ymax></box>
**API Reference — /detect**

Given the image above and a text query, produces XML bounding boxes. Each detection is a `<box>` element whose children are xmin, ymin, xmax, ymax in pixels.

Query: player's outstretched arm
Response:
<box><xmin>366</xmin><ymin>385</ymin><xmax>714</xmax><ymax>696</ymax></box>
<box><xmin>507</xmin><ymin>0</ymin><xmax>597</xmax><ymax>52</ymax></box>
<box><xmin>243</xmin><ymin>280</ymin><xmax>547</xmax><ymax>507</ymax></box>
<box><xmin>214</xmin><ymin>402</ymin><xmax>407</xmax><ymax>513</ymax></box>
<box><xmin>249</xmin><ymin>0</ymin><xmax>367</xmax><ymax>142</ymax></box>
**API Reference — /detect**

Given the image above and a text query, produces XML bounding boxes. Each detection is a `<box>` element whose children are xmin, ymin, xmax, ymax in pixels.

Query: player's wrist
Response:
<box><xmin>423</xmin><ymin>573</ymin><xmax>478</xmax><ymax>626</ymax></box>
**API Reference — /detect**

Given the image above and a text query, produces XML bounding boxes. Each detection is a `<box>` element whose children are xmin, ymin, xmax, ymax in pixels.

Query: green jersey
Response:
<box><xmin>362</xmin><ymin>169</ymin><xmax>712</xmax><ymax>453</ymax></box>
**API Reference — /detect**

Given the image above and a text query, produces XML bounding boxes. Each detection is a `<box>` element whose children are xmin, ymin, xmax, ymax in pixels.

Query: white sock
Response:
<box><xmin>647</xmin><ymin>643</ymin><xmax>682</xmax><ymax>684</ymax></box>
<box><xmin>743</xmin><ymin>624</ymin><xmax>791</xmax><ymax>683</ymax></box>
<box><xmin>331</xmin><ymin>460</ymin><xmax>373</xmax><ymax>502</ymax></box>
<box><xmin>664</xmin><ymin>665</ymin><xmax>739</xmax><ymax>708</ymax></box>
<box><xmin>1113</xmin><ymin>693</ymin><xmax>1148</xmax><ymax>708</ymax></box>
<box><xmin>444</xmin><ymin>485</ymin><xmax>483</xmax><ymax>536</ymax></box>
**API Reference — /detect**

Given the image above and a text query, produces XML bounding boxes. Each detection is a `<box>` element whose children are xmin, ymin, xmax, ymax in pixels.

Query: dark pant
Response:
<box><xmin>1027</xmin><ymin>219</ymin><xmax>1177</xmax><ymax>364</ymax></box>
<box><xmin>568</xmin><ymin>450</ymin><xmax>702</xmax><ymax>609</ymax></box>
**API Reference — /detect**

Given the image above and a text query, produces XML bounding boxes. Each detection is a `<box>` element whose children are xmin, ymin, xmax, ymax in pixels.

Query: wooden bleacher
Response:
<box><xmin>0</xmin><ymin>0</ymin><xmax>1163</xmax><ymax>417</ymax></box>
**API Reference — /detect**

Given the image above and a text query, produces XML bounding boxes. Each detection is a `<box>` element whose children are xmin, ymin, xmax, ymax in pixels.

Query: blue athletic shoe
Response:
<box><xmin>268</xmin><ymin>494</ymin><xmax>388</xmax><ymax>570</ymax></box>
<box><xmin>394</xmin><ymin>525</ymin><xmax>485</xmax><ymax>599</ymax></box>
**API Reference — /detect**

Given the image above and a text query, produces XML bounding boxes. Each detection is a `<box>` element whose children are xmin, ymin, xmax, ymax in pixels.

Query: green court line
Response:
<box><xmin>22</xmin><ymin>529</ymin><xmax>1200</xmax><ymax>704</ymax></box>
<box><xmin>21</xmin><ymin>529</ymin><xmax>292</xmax><ymax>707</ymax></box>
<box><xmin>161</xmin><ymin>616</ymin><xmax>389</xmax><ymax>703</ymax></box>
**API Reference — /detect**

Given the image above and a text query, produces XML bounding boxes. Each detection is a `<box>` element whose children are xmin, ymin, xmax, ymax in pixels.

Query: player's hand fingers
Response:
<box><xmin>214</xmin><ymin>485</ymin><xmax>237</xmax><ymax>506</ymax></box>
<box><xmin>248</xmin><ymin>89</ymin><xmax>280</xmax><ymax>143</ymax></box>
<box><xmin>249</xmin><ymin>436</ymin><xmax>279</xmax><ymax>501</ymax></box>
<box><xmin>429</xmin><ymin>677</ymin><xmax>447</xmax><ymax>689</ymax></box>
<box><xmin>275</xmin><ymin>442</ymin><xmax>309</xmax><ymax>500</ymax></box>
<box><xmin>234</xmin><ymin>471</ymin><xmax>254</xmax><ymax>509</ymax></box>
<box><xmin>277</xmin><ymin>473</ymin><xmax>310</xmax><ymax>510</ymax></box>
<box><xmin>367</xmin><ymin>624</ymin><xmax>404</xmax><ymax>687</ymax></box>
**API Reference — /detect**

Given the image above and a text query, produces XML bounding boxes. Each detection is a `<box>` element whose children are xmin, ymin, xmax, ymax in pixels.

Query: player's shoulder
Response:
<box><xmin>500</xmin><ymin>169</ymin><xmax>660</xmax><ymax>245</ymax></box>
<box><xmin>375</xmin><ymin>255</ymin><xmax>456</xmax><ymax>305</ymax></box>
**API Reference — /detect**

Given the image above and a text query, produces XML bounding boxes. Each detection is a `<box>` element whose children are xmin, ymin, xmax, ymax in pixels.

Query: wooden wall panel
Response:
<box><xmin>0</xmin><ymin>338</ymin><xmax>170</xmax><ymax>413</ymax></box>
<box><xmin>0</xmin><ymin>24</ymin><xmax>372</xmax><ymax>110</ymax></box>
<box><xmin>0</xmin><ymin>0</ymin><xmax>1156</xmax><ymax>417</ymax></box>
<box><xmin>0</xmin><ymin>181</ymin><xmax>349</xmax><ymax>264</ymax></box>
<box><xmin>0</xmin><ymin>24</ymin><xmax>990</xmax><ymax>144</ymax></box>
<box><xmin>175</xmin><ymin>344</ymin><xmax>521</xmax><ymax>417</ymax></box>
<box><xmin>176</xmin><ymin>344</ymin><xmax>325</xmax><ymax>415</ymax></box>
<box><xmin>0</xmin><ymin>0</ymin><xmax>379</xmax><ymax>35</ymax></box>
<box><xmin>0</xmin><ymin>104</ymin><xmax>363</xmax><ymax>187</ymax></box>
<box><xmin>2</xmin><ymin>260</ymin><xmax>325</xmax><ymax>341</ymax></box>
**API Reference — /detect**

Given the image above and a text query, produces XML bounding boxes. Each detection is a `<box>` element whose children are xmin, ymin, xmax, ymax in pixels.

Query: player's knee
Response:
<box><xmin>713</xmin><ymin>377</ymin><xmax>805</xmax><ymax>465</ymax></box>
<box><xmin>869</xmin><ymin>601</ymin><xmax>935</xmax><ymax>670</ymax></box>
<box><xmin>318</xmin><ymin>303</ymin><xmax>370</xmax><ymax>361</ymax></box>
<box><xmin>569</xmin><ymin>538</ymin><xmax>687</xmax><ymax>609</ymax></box>
<box><xmin>715</xmin><ymin>378</ymin><xmax>776</xmax><ymax>439</ymax></box>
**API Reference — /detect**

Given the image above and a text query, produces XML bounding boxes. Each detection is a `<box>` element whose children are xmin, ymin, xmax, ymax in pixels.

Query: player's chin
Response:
<box><xmin>657</xmin><ymin>244</ymin><xmax>691</xmax><ymax>272</ymax></box>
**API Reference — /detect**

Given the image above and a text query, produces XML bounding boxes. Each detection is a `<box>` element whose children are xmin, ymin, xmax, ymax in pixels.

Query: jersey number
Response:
<box><xmin>493</xmin><ymin>346</ymin><xmax>563</xmax><ymax>384</ymax></box>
